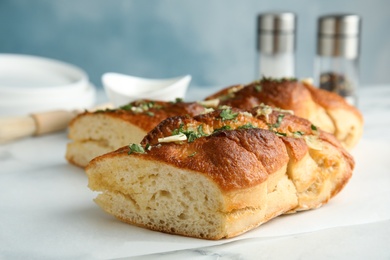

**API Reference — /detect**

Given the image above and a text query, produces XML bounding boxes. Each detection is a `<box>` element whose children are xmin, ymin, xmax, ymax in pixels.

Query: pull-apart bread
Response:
<box><xmin>66</xmin><ymin>100</ymin><xmax>207</xmax><ymax>168</ymax></box>
<box><xmin>67</xmin><ymin>78</ymin><xmax>362</xmax><ymax>168</ymax></box>
<box><xmin>205</xmin><ymin>78</ymin><xmax>363</xmax><ymax>150</ymax></box>
<box><xmin>86</xmin><ymin>105</ymin><xmax>354</xmax><ymax>240</ymax></box>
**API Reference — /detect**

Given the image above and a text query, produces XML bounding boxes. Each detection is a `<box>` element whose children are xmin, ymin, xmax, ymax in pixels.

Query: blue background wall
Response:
<box><xmin>1</xmin><ymin>0</ymin><xmax>389</xmax><ymax>89</ymax></box>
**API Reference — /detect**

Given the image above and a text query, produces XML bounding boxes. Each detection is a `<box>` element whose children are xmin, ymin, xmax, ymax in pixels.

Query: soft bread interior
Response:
<box><xmin>66</xmin><ymin>114</ymin><xmax>147</xmax><ymax>167</ymax></box>
<box><xmin>66</xmin><ymin>141</ymin><xmax>114</xmax><ymax>168</ymax></box>
<box><xmin>88</xmin><ymin>154</ymin><xmax>299</xmax><ymax>240</ymax></box>
<box><xmin>306</xmin><ymin>105</ymin><xmax>335</xmax><ymax>135</ymax></box>
<box><xmin>326</xmin><ymin>108</ymin><xmax>363</xmax><ymax>149</ymax></box>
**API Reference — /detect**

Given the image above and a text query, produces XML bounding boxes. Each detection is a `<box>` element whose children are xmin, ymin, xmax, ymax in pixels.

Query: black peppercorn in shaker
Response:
<box><xmin>315</xmin><ymin>14</ymin><xmax>362</xmax><ymax>105</ymax></box>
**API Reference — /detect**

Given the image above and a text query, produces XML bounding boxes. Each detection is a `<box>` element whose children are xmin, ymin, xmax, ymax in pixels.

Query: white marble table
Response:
<box><xmin>1</xmin><ymin>86</ymin><xmax>390</xmax><ymax>259</ymax></box>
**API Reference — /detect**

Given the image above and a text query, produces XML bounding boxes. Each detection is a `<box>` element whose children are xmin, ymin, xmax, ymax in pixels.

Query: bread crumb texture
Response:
<box><xmin>86</xmin><ymin>107</ymin><xmax>354</xmax><ymax>240</ymax></box>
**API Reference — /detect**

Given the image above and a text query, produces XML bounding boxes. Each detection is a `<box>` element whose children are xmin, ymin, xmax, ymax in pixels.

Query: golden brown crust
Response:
<box><xmin>206</xmin><ymin>79</ymin><xmax>315</xmax><ymax>118</ymax></box>
<box><xmin>69</xmin><ymin>99</ymin><xmax>206</xmax><ymax>133</ymax></box>
<box><xmin>141</xmin><ymin>106</ymin><xmax>316</xmax><ymax>147</ymax></box>
<box><xmin>279</xmin><ymin>137</ymin><xmax>309</xmax><ymax>162</ymax></box>
<box><xmin>301</xmin><ymin>82</ymin><xmax>363</xmax><ymax>121</ymax></box>
<box><xmin>113</xmin><ymin>129</ymin><xmax>276</xmax><ymax>191</ymax></box>
<box><xmin>205</xmin><ymin>78</ymin><xmax>364</xmax><ymax>149</ymax></box>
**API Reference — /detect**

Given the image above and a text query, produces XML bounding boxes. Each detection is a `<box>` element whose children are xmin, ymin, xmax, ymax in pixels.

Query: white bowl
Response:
<box><xmin>102</xmin><ymin>72</ymin><xmax>191</xmax><ymax>107</ymax></box>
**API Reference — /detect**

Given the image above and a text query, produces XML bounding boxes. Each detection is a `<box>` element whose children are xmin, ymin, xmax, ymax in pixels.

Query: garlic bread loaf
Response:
<box><xmin>66</xmin><ymin>100</ymin><xmax>207</xmax><ymax>167</ymax></box>
<box><xmin>86</xmin><ymin>106</ymin><xmax>354</xmax><ymax>239</ymax></box>
<box><xmin>205</xmin><ymin>78</ymin><xmax>363</xmax><ymax>149</ymax></box>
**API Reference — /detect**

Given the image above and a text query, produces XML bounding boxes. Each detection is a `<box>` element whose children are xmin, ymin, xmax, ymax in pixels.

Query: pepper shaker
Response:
<box><xmin>256</xmin><ymin>12</ymin><xmax>296</xmax><ymax>78</ymax></box>
<box><xmin>315</xmin><ymin>14</ymin><xmax>362</xmax><ymax>105</ymax></box>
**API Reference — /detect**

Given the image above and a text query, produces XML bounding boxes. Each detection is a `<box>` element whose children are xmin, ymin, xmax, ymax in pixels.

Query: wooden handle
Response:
<box><xmin>31</xmin><ymin>110</ymin><xmax>79</xmax><ymax>135</ymax></box>
<box><xmin>0</xmin><ymin>110</ymin><xmax>78</xmax><ymax>143</ymax></box>
<box><xmin>0</xmin><ymin>103</ymin><xmax>112</xmax><ymax>143</ymax></box>
<box><xmin>0</xmin><ymin>116</ymin><xmax>37</xmax><ymax>143</ymax></box>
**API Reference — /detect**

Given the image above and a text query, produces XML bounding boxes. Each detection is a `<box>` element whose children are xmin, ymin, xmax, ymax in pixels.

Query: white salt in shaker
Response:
<box><xmin>315</xmin><ymin>14</ymin><xmax>362</xmax><ymax>105</ymax></box>
<box><xmin>256</xmin><ymin>12</ymin><xmax>296</xmax><ymax>78</ymax></box>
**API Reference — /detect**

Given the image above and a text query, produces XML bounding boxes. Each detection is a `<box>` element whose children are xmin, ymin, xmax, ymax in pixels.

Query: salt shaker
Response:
<box><xmin>315</xmin><ymin>14</ymin><xmax>361</xmax><ymax>105</ymax></box>
<box><xmin>256</xmin><ymin>12</ymin><xmax>296</xmax><ymax>78</ymax></box>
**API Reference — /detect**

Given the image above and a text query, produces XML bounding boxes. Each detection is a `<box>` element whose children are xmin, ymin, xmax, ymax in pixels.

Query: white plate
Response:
<box><xmin>0</xmin><ymin>54</ymin><xmax>95</xmax><ymax>116</ymax></box>
<box><xmin>0</xmin><ymin>83</ymin><xmax>96</xmax><ymax>116</ymax></box>
<box><xmin>0</xmin><ymin>53</ymin><xmax>89</xmax><ymax>99</ymax></box>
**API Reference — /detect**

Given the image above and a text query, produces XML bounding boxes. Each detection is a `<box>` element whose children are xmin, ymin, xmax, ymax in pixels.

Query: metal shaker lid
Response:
<box><xmin>257</xmin><ymin>12</ymin><xmax>296</xmax><ymax>54</ymax></box>
<box><xmin>317</xmin><ymin>14</ymin><xmax>361</xmax><ymax>58</ymax></box>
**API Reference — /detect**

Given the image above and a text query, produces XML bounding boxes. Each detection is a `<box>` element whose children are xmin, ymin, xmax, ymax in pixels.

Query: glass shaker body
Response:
<box><xmin>315</xmin><ymin>14</ymin><xmax>361</xmax><ymax>106</ymax></box>
<box><xmin>258</xmin><ymin>49</ymin><xmax>295</xmax><ymax>78</ymax></box>
<box><xmin>315</xmin><ymin>55</ymin><xmax>359</xmax><ymax>105</ymax></box>
<box><xmin>257</xmin><ymin>12</ymin><xmax>296</xmax><ymax>79</ymax></box>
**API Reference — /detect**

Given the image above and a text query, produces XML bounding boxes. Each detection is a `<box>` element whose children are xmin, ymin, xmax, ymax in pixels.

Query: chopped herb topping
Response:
<box><xmin>118</xmin><ymin>101</ymin><xmax>162</xmax><ymax>114</ymax></box>
<box><xmin>311</xmin><ymin>124</ymin><xmax>318</xmax><ymax>131</ymax></box>
<box><xmin>293</xmin><ymin>131</ymin><xmax>305</xmax><ymax>137</ymax></box>
<box><xmin>238</xmin><ymin>123</ymin><xmax>257</xmax><ymax>129</ymax></box>
<box><xmin>188</xmin><ymin>152</ymin><xmax>197</xmax><ymax>157</ymax></box>
<box><xmin>186</xmin><ymin>132</ymin><xmax>200</xmax><ymax>143</ymax></box>
<box><xmin>128</xmin><ymin>143</ymin><xmax>146</xmax><ymax>155</ymax></box>
<box><xmin>261</xmin><ymin>76</ymin><xmax>298</xmax><ymax>83</ymax></box>
<box><xmin>172</xmin><ymin>123</ymin><xmax>185</xmax><ymax>136</ymax></box>
<box><xmin>219</xmin><ymin>92</ymin><xmax>235</xmax><ymax>101</ymax></box>
<box><xmin>254</xmin><ymin>84</ymin><xmax>262</xmax><ymax>92</ymax></box>
<box><xmin>220</xmin><ymin>108</ymin><xmax>238</xmax><ymax>121</ymax></box>
<box><xmin>146</xmin><ymin>111</ymin><xmax>155</xmax><ymax>117</ymax></box>
<box><xmin>197</xmin><ymin>124</ymin><xmax>206</xmax><ymax>136</ymax></box>
<box><xmin>171</xmin><ymin>97</ymin><xmax>184</xmax><ymax>103</ymax></box>
<box><xmin>119</xmin><ymin>104</ymin><xmax>132</xmax><ymax>111</ymax></box>
<box><xmin>268</xmin><ymin>114</ymin><xmax>285</xmax><ymax>130</ymax></box>
<box><xmin>213</xmin><ymin>125</ymin><xmax>232</xmax><ymax>133</ymax></box>
<box><xmin>275</xmin><ymin>132</ymin><xmax>287</xmax><ymax>137</ymax></box>
<box><xmin>171</xmin><ymin>123</ymin><xmax>207</xmax><ymax>143</ymax></box>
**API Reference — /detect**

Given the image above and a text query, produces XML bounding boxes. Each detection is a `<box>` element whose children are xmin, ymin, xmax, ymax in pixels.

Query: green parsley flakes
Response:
<box><xmin>293</xmin><ymin>131</ymin><xmax>305</xmax><ymax>137</ymax></box>
<box><xmin>119</xmin><ymin>104</ymin><xmax>132</xmax><ymax>111</ymax></box>
<box><xmin>268</xmin><ymin>114</ymin><xmax>285</xmax><ymax>130</ymax></box>
<box><xmin>213</xmin><ymin>125</ymin><xmax>232</xmax><ymax>133</ymax></box>
<box><xmin>220</xmin><ymin>108</ymin><xmax>238</xmax><ymax>121</ymax></box>
<box><xmin>146</xmin><ymin>111</ymin><xmax>155</xmax><ymax>117</ymax></box>
<box><xmin>275</xmin><ymin>132</ymin><xmax>287</xmax><ymax>137</ymax></box>
<box><xmin>171</xmin><ymin>123</ymin><xmax>207</xmax><ymax>143</ymax></box>
<box><xmin>128</xmin><ymin>143</ymin><xmax>146</xmax><ymax>155</ymax></box>
<box><xmin>238</xmin><ymin>123</ymin><xmax>257</xmax><ymax>129</ymax></box>
<box><xmin>254</xmin><ymin>85</ymin><xmax>262</xmax><ymax>92</ymax></box>
<box><xmin>188</xmin><ymin>152</ymin><xmax>197</xmax><ymax>157</ymax></box>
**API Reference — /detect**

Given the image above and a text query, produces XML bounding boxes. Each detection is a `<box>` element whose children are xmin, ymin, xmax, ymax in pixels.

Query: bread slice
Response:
<box><xmin>66</xmin><ymin>100</ymin><xmax>207</xmax><ymax>167</ymax></box>
<box><xmin>205</xmin><ymin>77</ymin><xmax>363</xmax><ymax>149</ymax></box>
<box><xmin>86</xmin><ymin>106</ymin><xmax>354</xmax><ymax>239</ymax></box>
